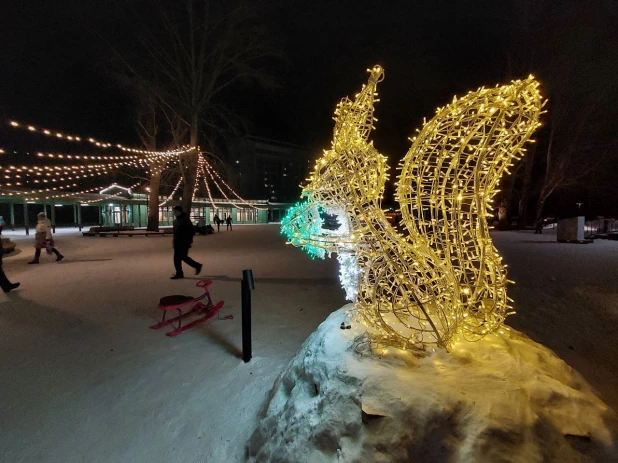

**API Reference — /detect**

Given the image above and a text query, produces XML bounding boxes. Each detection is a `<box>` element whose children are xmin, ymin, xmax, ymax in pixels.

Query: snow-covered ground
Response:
<box><xmin>495</xmin><ymin>229</ymin><xmax>618</xmax><ymax>413</ymax></box>
<box><xmin>0</xmin><ymin>225</ymin><xmax>343</xmax><ymax>463</ymax></box>
<box><xmin>248</xmin><ymin>307</ymin><xmax>617</xmax><ymax>462</ymax></box>
<box><xmin>0</xmin><ymin>226</ymin><xmax>617</xmax><ymax>462</ymax></box>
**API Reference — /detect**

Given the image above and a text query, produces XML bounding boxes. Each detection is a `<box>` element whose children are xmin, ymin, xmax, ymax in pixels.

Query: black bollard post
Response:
<box><xmin>242</xmin><ymin>269</ymin><xmax>255</xmax><ymax>363</ymax></box>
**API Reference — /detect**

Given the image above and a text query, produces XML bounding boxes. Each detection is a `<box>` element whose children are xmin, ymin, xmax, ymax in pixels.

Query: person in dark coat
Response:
<box><xmin>226</xmin><ymin>215</ymin><xmax>233</xmax><ymax>231</ymax></box>
<box><xmin>213</xmin><ymin>214</ymin><xmax>221</xmax><ymax>232</ymax></box>
<box><xmin>0</xmin><ymin>243</ymin><xmax>20</xmax><ymax>293</ymax></box>
<box><xmin>534</xmin><ymin>217</ymin><xmax>543</xmax><ymax>234</ymax></box>
<box><xmin>171</xmin><ymin>206</ymin><xmax>202</xmax><ymax>280</ymax></box>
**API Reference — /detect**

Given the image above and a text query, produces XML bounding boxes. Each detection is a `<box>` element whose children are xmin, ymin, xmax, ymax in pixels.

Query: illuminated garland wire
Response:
<box><xmin>201</xmin><ymin>159</ymin><xmax>243</xmax><ymax>209</ymax></box>
<box><xmin>203</xmin><ymin>158</ymin><xmax>267</xmax><ymax>210</ymax></box>
<box><xmin>200</xmin><ymin>163</ymin><xmax>219</xmax><ymax>212</ymax></box>
<box><xmin>159</xmin><ymin>176</ymin><xmax>183</xmax><ymax>207</ymax></box>
<box><xmin>283</xmin><ymin>65</ymin><xmax>543</xmax><ymax>350</ymax></box>
<box><xmin>281</xmin><ymin>201</ymin><xmax>326</xmax><ymax>259</ymax></box>
<box><xmin>7</xmin><ymin>120</ymin><xmax>195</xmax><ymax>156</ymax></box>
<box><xmin>0</xmin><ymin>165</ymin><xmax>149</xmax><ymax>190</ymax></box>
<box><xmin>18</xmin><ymin>184</ymin><xmax>109</xmax><ymax>201</ymax></box>
<box><xmin>80</xmin><ymin>180</ymin><xmax>144</xmax><ymax>204</ymax></box>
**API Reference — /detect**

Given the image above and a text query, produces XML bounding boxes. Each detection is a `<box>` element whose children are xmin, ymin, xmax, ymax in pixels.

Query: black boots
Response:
<box><xmin>3</xmin><ymin>282</ymin><xmax>20</xmax><ymax>293</ymax></box>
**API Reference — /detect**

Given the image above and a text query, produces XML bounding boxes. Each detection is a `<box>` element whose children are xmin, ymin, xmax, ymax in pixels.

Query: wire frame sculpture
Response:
<box><xmin>282</xmin><ymin>65</ymin><xmax>544</xmax><ymax>350</ymax></box>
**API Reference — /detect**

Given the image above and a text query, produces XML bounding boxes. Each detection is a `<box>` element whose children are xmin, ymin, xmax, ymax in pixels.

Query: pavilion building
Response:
<box><xmin>0</xmin><ymin>183</ymin><xmax>293</xmax><ymax>233</ymax></box>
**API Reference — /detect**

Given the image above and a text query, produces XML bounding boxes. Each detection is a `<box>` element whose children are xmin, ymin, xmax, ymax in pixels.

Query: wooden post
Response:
<box><xmin>23</xmin><ymin>202</ymin><xmax>29</xmax><ymax>235</ymax></box>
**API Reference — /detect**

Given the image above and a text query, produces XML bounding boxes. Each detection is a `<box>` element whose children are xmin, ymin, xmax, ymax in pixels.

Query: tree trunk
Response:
<box><xmin>517</xmin><ymin>144</ymin><xmax>537</xmax><ymax>228</ymax></box>
<box><xmin>180</xmin><ymin>154</ymin><xmax>197</xmax><ymax>213</ymax></box>
<box><xmin>535</xmin><ymin>193</ymin><xmax>547</xmax><ymax>220</ymax></box>
<box><xmin>535</xmin><ymin>182</ymin><xmax>558</xmax><ymax>220</ymax></box>
<box><xmin>497</xmin><ymin>200</ymin><xmax>509</xmax><ymax>230</ymax></box>
<box><xmin>180</xmin><ymin>113</ymin><xmax>199</xmax><ymax>213</ymax></box>
<box><xmin>496</xmin><ymin>168</ymin><xmax>519</xmax><ymax>231</ymax></box>
<box><xmin>147</xmin><ymin>169</ymin><xmax>161</xmax><ymax>231</ymax></box>
<box><xmin>533</xmin><ymin>127</ymin><xmax>556</xmax><ymax>220</ymax></box>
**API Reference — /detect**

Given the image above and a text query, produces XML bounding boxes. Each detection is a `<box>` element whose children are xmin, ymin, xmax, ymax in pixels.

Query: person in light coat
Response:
<box><xmin>28</xmin><ymin>212</ymin><xmax>64</xmax><ymax>264</ymax></box>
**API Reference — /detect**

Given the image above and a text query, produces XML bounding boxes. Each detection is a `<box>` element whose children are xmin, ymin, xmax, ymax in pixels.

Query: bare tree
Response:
<box><xmin>533</xmin><ymin>96</ymin><xmax>604</xmax><ymax>219</ymax></box>
<box><xmin>119</xmin><ymin>0</ymin><xmax>279</xmax><ymax>211</ymax></box>
<box><xmin>507</xmin><ymin>0</ymin><xmax>618</xmax><ymax>222</ymax></box>
<box><xmin>134</xmin><ymin>95</ymin><xmax>165</xmax><ymax>231</ymax></box>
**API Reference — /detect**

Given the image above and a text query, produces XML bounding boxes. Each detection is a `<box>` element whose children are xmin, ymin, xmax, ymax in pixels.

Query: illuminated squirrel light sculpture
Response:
<box><xmin>282</xmin><ymin>66</ymin><xmax>543</xmax><ymax>349</ymax></box>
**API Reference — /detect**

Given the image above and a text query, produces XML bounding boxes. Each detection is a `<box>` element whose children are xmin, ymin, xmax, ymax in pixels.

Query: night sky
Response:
<box><xmin>1</xmin><ymin>1</ymin><xmax>518</xmax><ymax>153</ymax></box>
<box><xmin>1</xmin><ymin>1</ymin><xmax>617</xmax><ymax>193</ymax></box>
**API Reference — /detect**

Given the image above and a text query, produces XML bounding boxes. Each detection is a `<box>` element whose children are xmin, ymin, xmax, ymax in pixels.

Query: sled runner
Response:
<box><xmin>150</xmin><ymin>279</ymin><xmax>232</xmax><ymax>337</ymax></box>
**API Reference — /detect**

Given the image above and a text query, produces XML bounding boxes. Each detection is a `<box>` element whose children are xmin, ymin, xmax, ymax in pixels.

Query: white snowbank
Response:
<box><xmin>247</xmin><ymin>306</ymin><xmax>618</xmax><ymax>462</ymax></box>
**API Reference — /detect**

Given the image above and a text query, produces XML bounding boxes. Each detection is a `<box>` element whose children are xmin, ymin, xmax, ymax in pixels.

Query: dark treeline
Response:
<box><xmin>498</xmin><ymin>0</ymin><xmax>618</xmax><ymax>223</ymax></box>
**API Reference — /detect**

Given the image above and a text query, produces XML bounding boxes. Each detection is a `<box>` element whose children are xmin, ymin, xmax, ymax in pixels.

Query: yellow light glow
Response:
<box><xmin>286</xmin><ymin>66</ymin><xmax>543</xmax><ymax>350</ymax></box>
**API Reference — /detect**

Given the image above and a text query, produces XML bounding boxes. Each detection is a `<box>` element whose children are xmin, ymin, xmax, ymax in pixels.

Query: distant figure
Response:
<box><xmin>28</xmin><ymin>212</ymin><xmax>64</xmax><ymax>264</ymax></box>
<box><xmin>226</xmin><ymin>215</ymin><xmax>233</xmax><ymax>231</ymax></box>
<box><xmin>171</xmin><ymin>205</ymin><xmax>202</xmax><ymax>280</ymax></box>
<box><xmin>213</xmin><ymin>214</ymin><xmax>221</xmax><ymax>232</ymax></box>
<box><xmin>0</xmin><ymin>241</ymin><xmax>20</xmax><ymax>293</ymax></box>
<box><xmin>534</xmin><ymin>217</ymin><xmax>543</xmax><ymax>234</ymax></box>
<box><xmin>196</xmin><ymin>217</ymin><xmax>206</xmax><ymax>235</ymax></box>
<box><xmin>0</xmin><ymin>216</ymin><xmax>4</xmax><ymax>234</ymax></box>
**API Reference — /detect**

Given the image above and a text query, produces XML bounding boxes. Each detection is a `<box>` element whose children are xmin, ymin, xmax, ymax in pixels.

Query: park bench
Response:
<box><xmin>83</xmin><ymin>227</ymin><xmax>172</xmax><ymax>237</ymax></box>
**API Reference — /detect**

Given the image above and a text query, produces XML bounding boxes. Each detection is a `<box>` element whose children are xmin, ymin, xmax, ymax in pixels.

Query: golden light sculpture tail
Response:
<box><xmin>397</xmin><ymin>77</ymin><xmax>544</xmax><ymax>342</ymax></box>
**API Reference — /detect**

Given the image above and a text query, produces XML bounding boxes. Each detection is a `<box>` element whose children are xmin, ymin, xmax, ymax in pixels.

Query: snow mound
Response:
<box><xmin>247</xmin><ymin>306</ymin><xmax>618</xmax><ymax>463</ymax></box>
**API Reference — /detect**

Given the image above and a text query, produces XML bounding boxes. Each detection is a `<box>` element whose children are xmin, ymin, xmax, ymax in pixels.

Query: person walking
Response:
<box><xmin>213</xmin><ymin>214</ymin><xmax>221</xmax><ymax>232</ymax></box>
<box><xmin>534</xmin><ymin>217</ymin><xmax>543</xmax><ymax>234</ymax></box>
<box><xmin>171</xmin><ymin>205</ymin><xmax>202</xmax><ymax>280</ymax></box>
<box><xmin>226</xmin><ymin>215</ymin><xmax>233</xmax><ymax>231</ymax></box>
<box><xmin>0</xmin><ymin>242</ymin><xmax>20</xmax><ymax>293</ymax></box>
<box><xmin>0</xmin><ymin>216</ymin><xmax>5</xmax><ymax>234</ymax></box>
<box><xmin>28</xmin><ymin>212</ymin><xmax>64</xmax><ymax>264</ymax></box>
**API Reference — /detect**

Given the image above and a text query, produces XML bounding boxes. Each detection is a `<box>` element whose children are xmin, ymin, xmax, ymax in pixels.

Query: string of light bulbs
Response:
<box><xmin>159</xmin><ymin>177</ymin><xmax>183</xmax><ymax>207</ymax></box>
<box><xmin>201</xmin><ymin>158</ymin><xmax>243</xmax><ymax>209</ymax></box>
<box><xmin>6</xmin><ymin>119</ymin><xmax>196</xmax><ymax>156</ymax></box>
<box><xmin>79</xmin><ymin>180</ymin><xmax>144</xmax><ymax>204</ymax></box>
<box><xmin>0</xmin><ymin>163</ymin><xmax>142</xmax><ymax>189</ymax></box>
<box><xmin>199</xmin><ymin>162</ymin><xmax>219</xmax><ymax>212</ymax></box>
<box><xmin>6</xmin><ymin>185</ymin><xmax>102</xmax><ymax>201</ymax></box>
<box><xmin>1</xmin><ymin>152</ymin><xmax>178</xmax><ymax>194</ymax></box>
<box><xmin>34</xmin><ymin>151</ymin><xmax>180</xmax><ymax>162</ymax></box>
<box><xmin>1</xmin><ymin>159</ymin><xmax>153</xmax><ymax>176</ymax></box>
<box><xmin>202</xmin><ymin>157</ymin><xmax>267</xmax><ymax>210</ymax></box>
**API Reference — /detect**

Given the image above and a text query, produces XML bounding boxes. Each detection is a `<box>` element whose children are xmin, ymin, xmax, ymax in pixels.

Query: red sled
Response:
<box><xmin>150</xmin><ymin>279</ymin><xmax>232</xmax><ymax>337</ymax></box>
